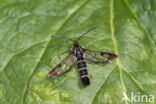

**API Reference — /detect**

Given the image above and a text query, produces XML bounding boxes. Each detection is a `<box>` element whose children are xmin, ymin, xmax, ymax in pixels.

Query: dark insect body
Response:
<box><xmin>74</xmin><ymin>42</ymin><xmax>90</xmax><ymax>86</ymax></box>
<box><xmin>48</xmin><ymin>27</ymin><xmax>118</xmax><ymax>86</ymax></box>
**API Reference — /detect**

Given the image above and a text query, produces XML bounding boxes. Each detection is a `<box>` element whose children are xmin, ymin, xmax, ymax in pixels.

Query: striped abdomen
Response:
<box><xmin>76</xmin><ymin>51</ymin><xmax>90</xmax><ymax>86</ymax></box>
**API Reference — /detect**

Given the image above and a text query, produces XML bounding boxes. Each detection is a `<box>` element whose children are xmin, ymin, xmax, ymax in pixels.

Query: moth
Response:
<box><xmin>48</xmin><ymin>27</ymin><xmax>118</xmax><ymax>86</ymax></box>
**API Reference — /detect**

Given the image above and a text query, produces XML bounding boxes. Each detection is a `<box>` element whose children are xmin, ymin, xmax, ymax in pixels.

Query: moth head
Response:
<box><xmin>74</xmin><ymin>41</ymin><xmax>79</xmax><ymax>47</ymax></box>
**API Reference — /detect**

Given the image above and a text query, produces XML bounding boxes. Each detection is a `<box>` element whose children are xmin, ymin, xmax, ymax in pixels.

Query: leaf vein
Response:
<box><xmin>110</xmin><ymin>0</ymin><xmax>129</xmax><ymax>104</ymax></box>
<box><xmin>90</xmin><ymin>67</ymin><xmax>116</xmax><ymax>104</ymax></box>
<box><xmin>123</xmin><ymin>0</ymin><xmax>156</xmax><ymax>49</ymax></box>
<box><xmin>22</xmin><ymin>0</ymin><xmax>89</xmax><ymax>103</ymax></box>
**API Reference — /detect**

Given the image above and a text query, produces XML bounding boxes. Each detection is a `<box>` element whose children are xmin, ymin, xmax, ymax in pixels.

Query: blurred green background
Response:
<box><xmin>0</xmin><ymin>0</ymin><xmax>156</xmax><ymax>104</ymax></box>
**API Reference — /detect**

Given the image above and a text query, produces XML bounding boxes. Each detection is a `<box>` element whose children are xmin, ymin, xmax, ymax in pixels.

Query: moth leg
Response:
<box><xmin>73</xmin><ymin>55</ymin><xmax>76</xmax><ymax>62</ymax></box>
<box><xmin>88</xmin><ymin>72</ymin><xmax>93</xmax><ymax>79</ymax></box>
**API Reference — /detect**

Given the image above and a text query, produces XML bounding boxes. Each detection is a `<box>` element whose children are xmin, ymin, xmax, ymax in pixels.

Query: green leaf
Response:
<box><xmin>0</xmin><ymin>0</ymin><xmax>156</xmax><ymax>104</ymax></box>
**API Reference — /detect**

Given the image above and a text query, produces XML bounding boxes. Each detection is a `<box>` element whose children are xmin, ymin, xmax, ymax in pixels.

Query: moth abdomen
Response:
<box><xmin>79</xmin><ymin>68</ymin><xmax>90</xmax><ymax>86</ymax></box>
<box><xmin>77</xmin><ymin>61</ymin><xmax>86</xmax><ymax>68</ymax></box>
<box><xmin>81</xmin><ymin>77</ymin><xmax>90</xmax><ymax>86</ymax></box>
<box><xmin>79</xmin><ymin>68</ymin><xmax>88</xmax><ymax>76</ymax></box>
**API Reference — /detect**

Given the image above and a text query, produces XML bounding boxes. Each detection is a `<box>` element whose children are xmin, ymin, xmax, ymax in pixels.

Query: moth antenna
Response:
<box><xmin>76</xmin><ymin>27</ymin><xmax>96</xmax><ymax>41</ymax></box>
<box><xmin>52</xmin><ymin>35</ymin><xmax>74</xmax><ymax>42</ymax></box>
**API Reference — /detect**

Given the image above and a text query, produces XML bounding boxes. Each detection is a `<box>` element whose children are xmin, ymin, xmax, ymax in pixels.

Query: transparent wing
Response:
<box><xmin>83</xmin><ymin>49</ymin><xmax>118</xmax><ymax>64</ymax></box>
<box><xmin>48</xmin><ymin>53</ymin><xmax>75</xmax><ymax>77</ymax></box>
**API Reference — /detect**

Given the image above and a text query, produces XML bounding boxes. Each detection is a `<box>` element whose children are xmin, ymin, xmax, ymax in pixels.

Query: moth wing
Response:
<box><xmin>48</xmin><ymin>53</ymin><xmax>75</xmax><ymax>77</ymax></box>
<box><xmin>83</xmin><ymin>49</ymin><xmax>117</xmax><ymax>64</ymax></box>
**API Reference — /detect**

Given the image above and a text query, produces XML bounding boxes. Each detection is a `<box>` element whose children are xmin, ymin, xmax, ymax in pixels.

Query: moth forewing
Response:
<box><xmin>48</xmin><ymin>53</ymin><xmax>74</xmax><ymax>77</ymax></box>
<box><xmin>83</xmin><ymin>49</ymin><xmax>118</xmax><ymax>64</ymax></box>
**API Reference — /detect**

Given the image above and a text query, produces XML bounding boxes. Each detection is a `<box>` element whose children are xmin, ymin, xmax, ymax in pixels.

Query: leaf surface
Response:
<box><xmin>0</xmin><ymin>0</ymin><xmax>156</xmax><ymax>104</ymax></box>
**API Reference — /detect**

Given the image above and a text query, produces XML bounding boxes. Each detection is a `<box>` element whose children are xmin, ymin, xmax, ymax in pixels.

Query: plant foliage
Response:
<box><xmin>0</xmin><ymin>0</ymin><xmax>156</xmax><ymax>104</ymax></box>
